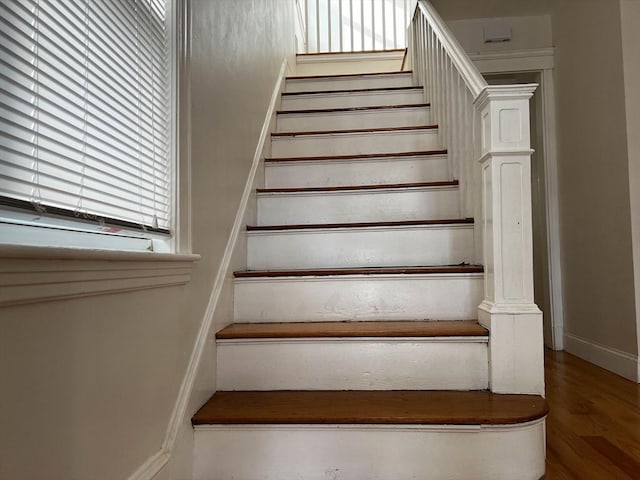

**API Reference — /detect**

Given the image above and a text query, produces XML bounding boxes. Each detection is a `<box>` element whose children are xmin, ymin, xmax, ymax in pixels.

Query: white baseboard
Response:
<box><xmin>125</xmin><ymin>57</ymin><xmax>291</xmax><ymax>480</ymax></box>
<box><xmin>564</xmin><ymin>332</ymin><xmax>639</xmax><ymax>382</ymax></box>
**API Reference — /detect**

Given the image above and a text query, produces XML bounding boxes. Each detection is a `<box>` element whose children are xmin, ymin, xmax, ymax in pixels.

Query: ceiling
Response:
<box><xmin>430</xmin><ymin>0</ymin><xmax>553</xmax><ymax>20</ymax></box>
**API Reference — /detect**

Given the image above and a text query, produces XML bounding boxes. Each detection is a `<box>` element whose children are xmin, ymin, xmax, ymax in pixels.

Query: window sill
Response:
<box><xmin>0</xmin><ymin>245</ymin><xmax>200</xmax><ymax>307</ymax></box>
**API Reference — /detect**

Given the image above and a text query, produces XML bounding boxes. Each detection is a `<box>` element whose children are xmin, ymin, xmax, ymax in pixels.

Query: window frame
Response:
<box><xmin>0</xmin><ymin>0</ymin><xmax>197</xmax><ymax>306</ymax></box>
<box><xmin>0</xmin><ymin>0</ymin><xmax>181</xmax><ymax>253</ymax></box>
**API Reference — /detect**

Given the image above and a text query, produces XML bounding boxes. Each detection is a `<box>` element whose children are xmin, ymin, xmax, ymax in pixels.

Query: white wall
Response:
<box><xmin>552</xmin><ymin>0</ymin><xmax>639</xmax><ymax>380</ymax></box>
<box><xmin>446</xmin><ymin>15</ymin><xmax>552</xmax><ymax>54</ymax></box>
<box><xmin>431</xmin><ymin>0</ymin><xmax>551</xmax><ymax>21</ymax></box>
<box><xmin>0</xmin><ymin>1</ymin><xmax>296</xmax><ymax>479</ymax></box>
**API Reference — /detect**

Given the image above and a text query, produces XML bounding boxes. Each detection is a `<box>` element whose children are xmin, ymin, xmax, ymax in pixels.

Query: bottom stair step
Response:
<box><xmin>216</xmin><ymin>321</ymin><xmax>489</xmax><ymax>391</ymax></box>
<box><xmin>193</xmin><ymin>390</ymin><xmax>548</xmax><ymax>425</ymax></box>
<box><xmin>192</xmin><ymin>391</ymin><xmax>548</xmax><ymax>480</ymax></box>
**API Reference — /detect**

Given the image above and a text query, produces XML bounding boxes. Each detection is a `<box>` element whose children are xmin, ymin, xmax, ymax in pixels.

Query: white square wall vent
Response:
<box><xmin>483</xmin><ymin>26</ymin><xmax>512</xmax><ymax>43</ymax></box>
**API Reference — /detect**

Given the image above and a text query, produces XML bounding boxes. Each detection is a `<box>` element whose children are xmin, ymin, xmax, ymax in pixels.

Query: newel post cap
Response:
<box><xmin>474</xmin><ymin>84</ymin><xmax>538</xmax><ymax>110</ymax></box>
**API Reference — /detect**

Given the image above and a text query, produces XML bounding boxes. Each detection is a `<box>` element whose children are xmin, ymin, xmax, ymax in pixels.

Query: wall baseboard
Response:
<box><xmin>126</xmin><ymin>57</ymin><xmax>290</xmax><ymax>480</ymax></box>
<box><xmin>564</xmin><ymin>332</ymin><xmax>638</xmax><ymax>382</ymax></box>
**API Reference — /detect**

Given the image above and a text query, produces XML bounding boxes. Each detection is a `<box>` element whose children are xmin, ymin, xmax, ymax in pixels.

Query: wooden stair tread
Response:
<box><xmin>277</xmin><ymin>103</ymin><xmax>430</xmax><ymax>115</ymax></box>
<box><xmin>217</xmin><ymin>320</ymin><xmax>488</xmax><ymax>340</ymax></box>
<box><xmin>234</xmin><ymin>265</ymin><xmax>483</xmax><ymax>278</ymax></box>
<box><xmin>272</xmin><ymin>124</ymin><xmax>437</xmax><ymax>137</ymax></box>
<box><xmin>265</xmin><ymin>149</ymin><xmax>448</xmax><ymax>163</ymax></box>
<box><xmin>257</xmin><ymin>180</ymin><xmax>457</xmax><ymax>194</ymax></box>
<box><xmin>286</xmin><ymin>70</ymin><xmax>411</xmax><ymax>80</ymax></box>
<box><xmin>192</xmin><ymin>390</ymin><xmax>549</xmax><ymax>426</ymax></box>
<box><xmin>247</xmin><ymin>218</ymin><xmax>473</xmax><ymax>232</ymax></box>
<box><xmin>281</xmin><ymin>85</ymin><xmax>422</xmax><ymax>96</ymax></box>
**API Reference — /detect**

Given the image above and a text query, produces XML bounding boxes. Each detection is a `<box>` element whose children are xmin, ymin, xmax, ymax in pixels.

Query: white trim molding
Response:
<box><xmin>469</xmin><ymin>48</ymin><xmax>554</xmax><ymax>73</ymax></box>
<box><xmin>126</xmin><ymin>58</ymin><xmax>291</xmax><ymax>480</ymax></box>
<box><xmin>564</xmin><ymin>333</ymin><xmax>639</xmax><ymax>382</ymax></box>
<box><xmin>0</xmin><ymin>246</ymin><xmax>199</xmax><ymax>307</ymax></box>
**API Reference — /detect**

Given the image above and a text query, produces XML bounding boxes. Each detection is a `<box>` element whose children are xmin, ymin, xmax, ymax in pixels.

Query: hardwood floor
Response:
<box><xmin>545</xmin><ymin>349</ymin><xmax>640</xmax><ymax>479</ymax></box>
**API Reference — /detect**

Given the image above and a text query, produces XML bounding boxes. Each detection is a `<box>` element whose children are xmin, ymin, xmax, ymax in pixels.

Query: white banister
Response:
<box><xmin>410</xmin><ymin>0</ymin><xmax>544</xmax><ymax>396</ymax></box>
<box><xmin>301</xmin><ymin>0</ymin><xmax>418</xmax><ymax>53</ymax></box>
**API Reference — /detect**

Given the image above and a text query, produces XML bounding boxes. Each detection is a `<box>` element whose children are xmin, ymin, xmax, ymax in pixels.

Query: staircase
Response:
<box><xmin>191</xmin><ymin>66</ymin><xmax>548</xmax><ymax>479</ymax></box>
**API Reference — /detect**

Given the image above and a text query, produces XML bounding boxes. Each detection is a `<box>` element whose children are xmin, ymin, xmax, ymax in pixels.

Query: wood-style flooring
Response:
<box><xmin>545</xmin><ymin>349</ymin><xmax>640</xmax><ymax>479</ymax></box>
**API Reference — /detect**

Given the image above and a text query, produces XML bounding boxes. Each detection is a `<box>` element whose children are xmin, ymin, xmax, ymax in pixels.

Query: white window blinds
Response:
<box><xmin>0</xmin><ymin>0</ymin><xmax>173</xmax><ymax>234</ymax></box>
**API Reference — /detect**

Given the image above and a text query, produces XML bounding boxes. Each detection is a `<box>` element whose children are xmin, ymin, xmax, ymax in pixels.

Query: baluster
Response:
<box><xmin>460</xmin><ymin>86</ymin><xmax>471</xmax><ymax>219</ymax></box>
<box><xmin>349</xmin><ymin>0</ymin><xmax>354</xmax><ymax>51</ymax></box>
<box><xmin>450</xmin><ymin>62</ymin><xmax>459</xmax><ymax>183</ymax></box>
<box><xmin>441</xmin><ymin>52</ymin><xmax>447</xmax><ymax>152</ymax></box>
<box><xmin>441</xmin><ymin>48</ymin><xmax>448</xmax><ymax>153</ymax></box>
<box><xmin>404</xmin><ymin>0</ymin><xmax>409</xmax><ymax>48</ymax></box>
<box><xmin>304</xmin><ymin>0</ymin><xmax>311</xmax><ymax>53</ymax></box>
<box><xmin>422</xmin><ymin>21</ymin><xmax>428</xmax><ymax>95</ymax></box>
<box><xmin>371</xmin><ymin>0</ymin><xmax>375</xmax><ymax>50</ymax></box>
<box><xmin>360</xmin><ymin>0</ymin><xmax>364</xmax><ymax>51</ymax></box>
<box><xmin>392</xmin><ymin>0</ymin><xmax>397</xmax><ymax>49</ymax></box>
<box><xmin>382</xmin><ymin>0</ymin><xmax>386</xmax><ymax>50</ymax></box>
<box><xmin>315</xmin><ymin>0</ymin><xmax>320</xmax><ymax>52</ymax></box>
<box><xmin>338</xmin><ymin>0</ymin><xmax>343</xmax><ymax>51</ymax></box>
<box><xmin>328</xmin><ymin>0</ymin><xmax>332</xmax><ymax>51</ymax></box>
<box><xmin>430</xmin><ymin>25</ymin><xmax>436</xmax><ymax>102</ymax></box>
<box><xmin>438</xmin><ymin>43</ymin><xmax>448</xmax><ymax>147</ymax></box>
<box><xmin>448</xmin><ymin>57</ymin><xmax>454</xmax><ymax>162</ymax></box>
<box><xmin>444</xmin><ymin>56</ymin><xmax>450</xmax><ymax>158</ymax></box>
<box><xmin>452</xmin><ymin>71</ymin><xmax>462</xmax><ymax>212</ymax></box>
<box><xmin>423</xmin><ymin>23</ymin><xmax>430</xmax><ymax>103</ymax></box>
<box><xmin>471</xmin><ymin>97</ymin><xmax>482</xmax><ymax>263</ymax></box>
<box><xmin>435</xmin><ymin>40</ymin><xmax>442</xmax><ymax>132</ymax></box>
<box><xmin>429</xmin><ymin>28</ymin><xmax>435</xmax><ymax>109</ymax></box>
<box><xmin>415</xmin><ymin>16</ymin><xmax>422</xmax><ymax>89</ymax></box>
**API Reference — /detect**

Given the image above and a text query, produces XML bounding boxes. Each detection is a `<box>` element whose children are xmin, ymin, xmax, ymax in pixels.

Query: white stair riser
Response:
<box><xmin>265</xmin><ymin>155</ymin><xmax>449</xmax><ymax>188</ymax></box>
<box><xmin>281</xmin><ymin>89</ymin><xmax>424</xmax><ymax>110</ymax></box>
<box><xmin>216</xmin><ymin>339</ymin><xmax>488</xmax><ymax>390</ymax></box>
<box><xmin>277</xmin><ymin>107</ymin><xmax>431</xmax><ymax>132</ymax></box>
<box><xmin>272</xmin><ymin>129</ymin><xmax>439</xmax><ymax>157</ymax></box>
<box><xmin>257</xmin><ymin>187</ymin><xmax>460</xmax><ymax>225</ymax></box>
<box><xmin>285</xmin><ymin>73</ymin><xmax>414</xmax><ymax>93</ymax></box>
<box><xmin>247</xmin><ymin>226</ymin><xmax>474</xmax><ymax>270</ymax></box>
<box><xmin>194</xmin><ymin>421</ymin><xmax>546</xmax><ymax>480</ymax></box>
<box><xmin>234</xmin><ymin>274</ymin><xmax>483</xmax><ymax>322</ymax></box>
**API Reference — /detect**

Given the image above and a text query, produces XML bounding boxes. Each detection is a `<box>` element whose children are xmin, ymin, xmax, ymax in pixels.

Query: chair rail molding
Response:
<box><xmin>0</xmin><ymin>246</ymin><xmax>199</xmax><ymax>307</ymax></box>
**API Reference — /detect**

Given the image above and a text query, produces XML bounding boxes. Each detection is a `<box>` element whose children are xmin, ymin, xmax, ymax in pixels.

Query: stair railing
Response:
<box><xmin>410</xmin><ymin>0</ymin><xmax>545</xmax><ymax>396</ymax></box>
<box><xmin>300</xmin><ymin>0</ymin><xmax>418</xmax><ymax>53</ymax></box>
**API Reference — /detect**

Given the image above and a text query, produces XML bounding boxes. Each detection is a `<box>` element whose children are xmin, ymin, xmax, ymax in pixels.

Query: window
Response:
<box><xmin>0</xmin><ymin>0</ymin><xmax>175</xmax><ymax>252</ymax></box>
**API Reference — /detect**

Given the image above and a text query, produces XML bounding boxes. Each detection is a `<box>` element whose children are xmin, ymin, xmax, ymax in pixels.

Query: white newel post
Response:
<box><xmin>475</xmin><ymin>85</ymin><xmax>545</xmax><ymax>396</ymax></box>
